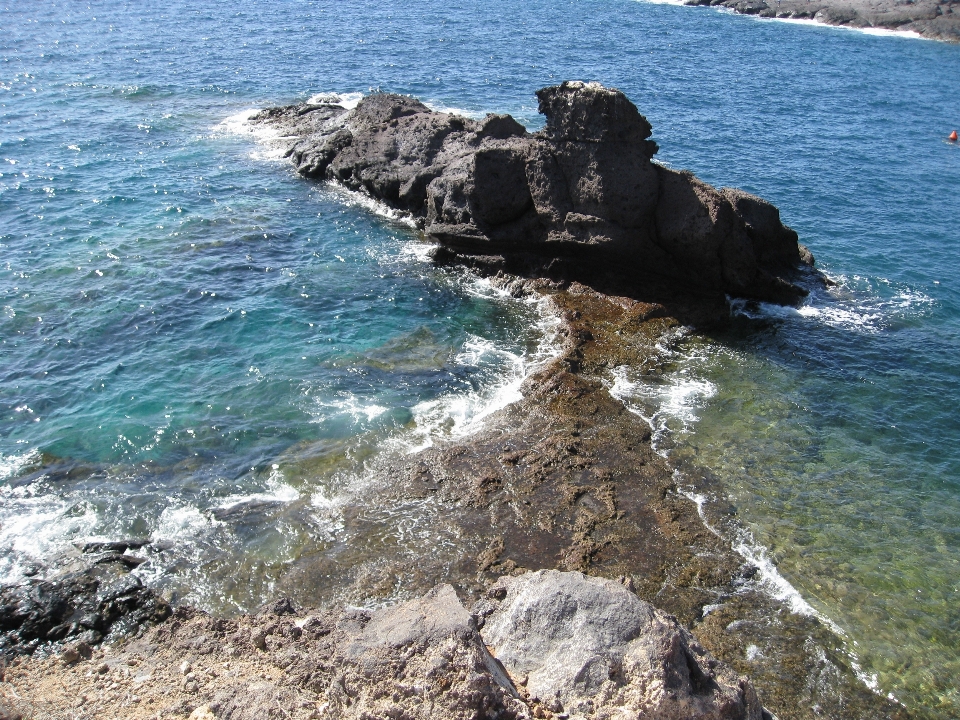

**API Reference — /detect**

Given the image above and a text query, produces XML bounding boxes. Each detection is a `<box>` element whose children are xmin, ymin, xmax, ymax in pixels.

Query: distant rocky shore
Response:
<box><xmin>0</xmin><ymin>85</ymin><xmax>910</xmax><ymax>719</ymax></box>
<box><xmin>687</xmin><ymin>0</ymin><xmax>960</xmax><ymax>42</ymax></box>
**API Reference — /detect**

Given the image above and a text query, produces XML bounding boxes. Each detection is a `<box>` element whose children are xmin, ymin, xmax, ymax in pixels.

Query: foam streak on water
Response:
<box><xmin>636</xmin><ymin>0</ymin><xmax>931</xmax><ymax>40</ymax></box>
<box><xmin>612</xmin><ymin>334</ymin><xmax>887</xmax><ymax>698</ymax></box>
<box><xmin>396</xmin><ymin>285</ymin><xmax>562</xmax><ymax>453</ymax></box>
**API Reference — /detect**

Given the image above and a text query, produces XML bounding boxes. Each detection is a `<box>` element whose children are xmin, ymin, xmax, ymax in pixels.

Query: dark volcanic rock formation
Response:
<box><xmin>254</xmin><ymin>81</ymin><xmax>814</xmax><ymax>305</ymax></box>
<box><xmin>0</xmin><ymin>553</ymin><xmax>171</xmax><ymax>657</ymax></box>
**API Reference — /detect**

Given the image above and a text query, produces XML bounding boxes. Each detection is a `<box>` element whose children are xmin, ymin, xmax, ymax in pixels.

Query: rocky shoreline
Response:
<box><xmin>0</xmin><ymin>284</ymin><xmax>905</xmax><ymax>719</ymax></box>
<box><xmin>0</xmin><ymin>85</ymin><xmax>910</xmax><ymax>719</ymax></box>
<box><xmin>685</xmin><ymin>0</ymin><xmax>960</xmax><ymax>42</ymax></box>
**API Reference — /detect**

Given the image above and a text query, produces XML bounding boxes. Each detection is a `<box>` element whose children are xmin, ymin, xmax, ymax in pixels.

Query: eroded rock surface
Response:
<box><xmin>254</xmin><ymin>81</ymin><xmax>814</xmax><ymax>305</ymax></box>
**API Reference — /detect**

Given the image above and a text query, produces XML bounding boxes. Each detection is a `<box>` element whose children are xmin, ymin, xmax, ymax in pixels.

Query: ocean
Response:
<box><xmin>2</xmin><ymin>0</ymin><xmax>959</xmax><ymax>716</ymax></box>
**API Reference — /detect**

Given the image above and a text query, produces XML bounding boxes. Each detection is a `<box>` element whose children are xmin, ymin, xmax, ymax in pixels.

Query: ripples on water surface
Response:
<box><xmin>2</xmin><ymin>0</ymin><xmax>959</xmax><ymax>716</ymax></box>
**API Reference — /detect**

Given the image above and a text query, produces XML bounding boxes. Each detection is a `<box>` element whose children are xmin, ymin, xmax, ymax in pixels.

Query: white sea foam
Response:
<box><xmin>608</xmin><ymin>363</ymin><xmax>716</xmax><ymax>454</ymax></box>
<box><xmin>308</xmin><ymin>392</ymin><xmax>391</xmax><ymax>425</ymax></box>
<box><xmin>636</xmin><ymin>0</ymin><xmax>930</xmax><ymax>39</ymax></box>
<box><xmin>310</xmin><ymin>488</ymin><xmax>339</xmax><ymax>511</ymax></box>
<box><xmin>423</xmin><ymin>101</ymin><xmax>487</xmax><ymax>120</ymax></box>
<box><xmin>300</xmin><ymin>297</ymin><xmax>558</xmax><ymax>448</ymax></box>
<box><xmin>318</xmin><ymin>182</ymin><xmax>418</xmax><ymax>228</ymax></box>
<box><xmin>0</xmin><ymin>482</ymin><xmax>98</xmax><ymax>584</ymax></box>
<box><xmin>766</xmin><ymin>15</ymin><xmax>928</xmax><ymax>40</ymax></box>
<box><xmin>214</xmin><ymin>464</ymin><xmax>300</xmax><ymax>511</ymax></box>
<box><xmin>611</xmin><ymin>353</ymin><xmax>836</xmax><ymax>622</ymax></box>
<box><xmin>0</xmin><ymin>448</ymin><xmax>39</xmax><ymax>481</ymax></box>
<box><xmin>725</xmin><ymin>512</ymin><xmax>886</xmax><ymax>696</ymax></box>
<box><xmin>729</xmin><ymin>275</ymin><xmax>933</xmax><ymax>333</ymax></box>
<box><xmin>398</xmin><ymin>237</ymin><xmax>437</xmax><ymax>263</ymax></box>
<box><xmin>306</xmin><ymin>91</ymin><xmax>363</xmax><ymax>110</ymax></box>
<box><xmin>152</xmin><ymin>503</ymin><xmax>215</xmax><ymax>542</ymax></box>
<box><xmin>214</xmin><ymin>91</ymin><xmax>360</xmax><ymax>163</ymax></box>
<box><xmin>395</xmin><ymin>289</ymin><xmax>562</xmax><ymax>453</ymax></box>
<box><xmin>611</xmin><ymin>336</ymin><xmax>886</xmax><ymax>698</ymax></box>
<box><xmin>212</xmin><ymin>108</ymin><xmax>290</xmax><ymax>161</ymax></box>
<box><xmin>677</xmin><ymin>489</ymin><xmax>721</xmax><ymax>536</ymax></box>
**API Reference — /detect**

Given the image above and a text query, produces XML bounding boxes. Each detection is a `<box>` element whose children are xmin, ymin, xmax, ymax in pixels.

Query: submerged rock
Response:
<box><xmin>255</xmin><ymin>81</ymin><xmax>815</xmax><ymax>305</ymax></box>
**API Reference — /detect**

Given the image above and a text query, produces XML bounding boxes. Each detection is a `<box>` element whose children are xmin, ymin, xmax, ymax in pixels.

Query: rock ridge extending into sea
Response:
<box><xmin>0</xmin><ymin>280</ymin><xmax>907</xmax><ymax>719</ymax></box>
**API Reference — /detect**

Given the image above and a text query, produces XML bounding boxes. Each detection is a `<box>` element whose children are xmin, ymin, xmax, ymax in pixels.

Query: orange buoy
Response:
<box><xmin>950</xmin><ymin>130</ymin><xmax>959</xmax><ymax>142</ymax></box>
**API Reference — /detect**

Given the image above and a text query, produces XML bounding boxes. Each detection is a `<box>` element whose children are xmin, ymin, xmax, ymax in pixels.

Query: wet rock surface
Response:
<box><xmin>254</xmin><ymin>82</ymin><xmax>815</xmax><ymax>306</ymax></box>
<box><xmin>0</xmin><ymin>553</ymin><xmax>171</xmax><ymax>657</ymax></box>
<box><xmin>684</xmin><ymin>0</ymin><xmax>960</xmax><ymax>42</ymax></box>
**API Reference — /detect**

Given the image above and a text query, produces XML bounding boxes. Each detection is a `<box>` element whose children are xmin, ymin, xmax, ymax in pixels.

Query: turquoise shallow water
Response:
<box><xmin>2</xmin><ymin>0</ymin><xmax>960</xmax><ymax>716</ymax></box>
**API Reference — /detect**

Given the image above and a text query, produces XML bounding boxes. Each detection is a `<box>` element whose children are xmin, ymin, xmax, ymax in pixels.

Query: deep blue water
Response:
<box><xmin>2</xmin><ymin>0</ymin><xmax>959</xmax><ymax>715</ymax></box>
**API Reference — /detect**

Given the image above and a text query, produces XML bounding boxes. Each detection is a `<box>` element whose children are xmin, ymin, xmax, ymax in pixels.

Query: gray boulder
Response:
<box><xmin>475</xmin><ymin>570</ymin><xmax>767</xmax><ymax>720</ymax></box>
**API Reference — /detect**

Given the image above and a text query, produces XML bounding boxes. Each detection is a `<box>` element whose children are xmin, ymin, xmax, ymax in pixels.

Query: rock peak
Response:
<box><xmin>536</xmin><ymin>80</ymin><xmax>654</xmax><ymax>145</ymax></box>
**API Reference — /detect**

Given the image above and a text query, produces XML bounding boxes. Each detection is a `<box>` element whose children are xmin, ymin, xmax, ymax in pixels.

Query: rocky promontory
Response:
<box><xmin>254</xmin><ymin>81</ymin><xmax>815</xmax><ymax>307</ymax></box>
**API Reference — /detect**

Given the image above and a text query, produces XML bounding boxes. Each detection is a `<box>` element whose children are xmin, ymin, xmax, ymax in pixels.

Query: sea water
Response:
<box><xmin>2</xmin><ymin>0</ymin><xmax>959</xmax><ymax>716</ymax></box>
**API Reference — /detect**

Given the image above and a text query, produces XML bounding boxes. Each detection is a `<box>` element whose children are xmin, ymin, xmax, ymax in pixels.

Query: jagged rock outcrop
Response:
<box><xmin>254</xmin><ymin>81</ymin><xmax>815</xmax><ymax>305</ymax></box>
<box><xmin>199</xmin><ymin>573</ymin><xmax>766</xmax><ymax>720</ymax></box>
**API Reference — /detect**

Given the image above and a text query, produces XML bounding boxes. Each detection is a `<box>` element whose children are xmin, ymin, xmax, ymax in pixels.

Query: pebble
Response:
<box><xmin>180</xmin><ymin>660</ymin><xmax>192</xmax><ymax>675</ymax></box>
<box><xmin>188</xmin><ymin>706</ymin><xmax>217</xmax><ymax>720</ymax></box>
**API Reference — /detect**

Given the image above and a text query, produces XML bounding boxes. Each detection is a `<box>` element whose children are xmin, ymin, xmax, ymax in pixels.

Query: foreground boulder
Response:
<box><xmin>255</xmin><ymin>81</ymin><xmax>814</xmax><ymax>305</ymax></box>
<box><xmin>296</xmin><ymin>584</ymin><xmax>525</xmax><ymax>720</ymax></box>
<box><xmin>476</xmin><ymin>571</ymin><xmax>766</xmax><ymax>720</ymax></box>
